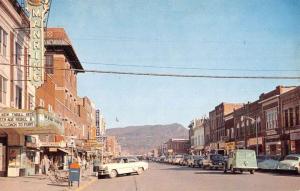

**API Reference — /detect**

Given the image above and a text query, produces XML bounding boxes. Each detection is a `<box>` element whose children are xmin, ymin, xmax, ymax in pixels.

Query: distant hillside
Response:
<box><xmin>106</xmin><ymin>123</ymin><xmax>189</xmax><ymax>155</ymax></box>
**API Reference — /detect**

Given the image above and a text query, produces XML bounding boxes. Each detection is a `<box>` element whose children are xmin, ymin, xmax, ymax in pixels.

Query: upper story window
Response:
<box><xmin>15</xmin><ymin>86</ymin><xmax>22</xmax><ymax>109</ymax></box>
<box><xmin>0</xmin><ymin>27</ymin><xmax>8</xmax><ymax>57</ymax></box>
<box><xmin>28</xmin><ymin>93</ymin><xmax>34</xmax><ymax>110</ymax></box>
<box><xmin>266</xmin><ymin>108</ymin><xmax>278</xmax><ymax>130</ymax></box>
<box><xmin>45</xmin><ymin>54</ymin><xmax>54</xmax><ymax>74</ymax></box>
<box><xmin>0</xmin><ymin>75</ymin><xmax>7</xmax><ymax>104</ymax></box>
<box><xmin>296</xmin><ymin>106</ymin><xmax>299</xmax><ymax>126</ymax></box>
<box><xmin>15</xmin><ymin>43</ymin><xmax>22</xmax><ymax>66</ymax></box>
<box><xmin>289</xmin><ymin>108</ymin><xmax>294</xmax><ymax>127</ymax></box>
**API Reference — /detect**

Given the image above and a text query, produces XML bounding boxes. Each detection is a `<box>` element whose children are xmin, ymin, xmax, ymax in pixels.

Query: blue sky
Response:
<box><xmin>48</xmin><ymin>0</ymin><xmax>300</xmax><ymax>128</ymax></box>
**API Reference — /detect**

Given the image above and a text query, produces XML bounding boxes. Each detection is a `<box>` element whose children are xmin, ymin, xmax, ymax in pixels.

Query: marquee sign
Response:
<box><xmin>26</xmin><ymin>0</ymin><xmax>50</xmax><ymax>88</ymax></box>
<box><xmin>0</xmin><ymin>110</ymin><xmax>36</xmax><ymax>128</ymax></box>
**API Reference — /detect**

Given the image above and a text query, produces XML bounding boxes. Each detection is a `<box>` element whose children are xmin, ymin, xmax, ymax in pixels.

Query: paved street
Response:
<box><xmin>84</xmin><ymin>162</ymin><xmax>300</xmax><ymax>191</ymax></box>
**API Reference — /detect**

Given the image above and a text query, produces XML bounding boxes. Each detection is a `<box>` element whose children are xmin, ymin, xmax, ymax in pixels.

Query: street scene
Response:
<box><xmin>0</xmin><ymin>0</ymin><xmax>300</xmax><ymax>191</ymax></box>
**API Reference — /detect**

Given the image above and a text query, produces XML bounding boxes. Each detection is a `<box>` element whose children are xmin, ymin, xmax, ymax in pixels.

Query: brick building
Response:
<box><xmin>280</xmin><ymin>86</ymin><xmax>300</xmax><ymax>155</ymax></box>
<box><xmin>208</xmin><ymin>103</ymin><xmax>243</xmax><ymax>151</ymax></box>
<box><xmin>165</xmin><ymin>138</ymin><xmax>190</xmax><ymax>155</ymax></box>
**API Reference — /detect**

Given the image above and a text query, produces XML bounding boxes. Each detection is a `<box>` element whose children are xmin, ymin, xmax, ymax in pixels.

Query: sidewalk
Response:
<box><xmin>0</xmin><ymin>168</ymin><xmax>97</xmax><ymax>191</ymax></box>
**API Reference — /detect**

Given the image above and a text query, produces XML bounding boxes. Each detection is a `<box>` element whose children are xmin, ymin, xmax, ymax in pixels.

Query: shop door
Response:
<box><xmin>0</xmin><ymin>137</ymin><xmax>7</xmax><ymax>177</ymax></box>
<box><xmin>270</xmin><ymin>145</ymin><xmax>277</xmax><ymax>155</ymax></box>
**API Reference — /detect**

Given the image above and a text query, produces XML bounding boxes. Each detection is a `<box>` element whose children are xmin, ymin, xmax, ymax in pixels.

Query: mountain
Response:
<box><xmin>106</xmin><ymin>123</ymin><xmax>189</xmax><ymax>155</ymax></box>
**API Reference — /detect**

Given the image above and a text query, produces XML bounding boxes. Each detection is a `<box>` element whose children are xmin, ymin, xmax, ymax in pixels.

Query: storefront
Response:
<box><xmin>0</xmin><ymin>108</ymin><xmax>63</xmax><ymax>177</ymax></box>
<box><xmin>265</xmin><ymin>130</ymin><xmax>282</xmax><ymax>156</ymax></box>
<box><xmin>247</xmin><ymin>137</ymin><xmax>263</xmax><ymax>155</ymax></box>
<box><xmin>290</xmin><ymin>131</ymin><xmax>300</xmax><ymax>154</ymax></box>
<box><xmin>225</xmin><ymin>142</ymin><xmax>235</xmax><ymax>154</ymax></box>
<box><xmin>236</xmin><ymin>141</ymin><xmax>245</xmax><ymax>149</ymax></box>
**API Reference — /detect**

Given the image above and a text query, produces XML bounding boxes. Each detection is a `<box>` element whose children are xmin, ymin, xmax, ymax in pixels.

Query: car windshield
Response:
<box><xmin>194</xmin><ymin>156</ymin><xmax>202</xmax><ymax>160</ymax></box>
<box><xmin>284</xmin><ymin>156</ymin><xmax>299</xmax><ymax>161</ymax></box>
<box><xmin>111</xmin><ymin>158</ymin><xmax>124</xmax><ymax>163</ymax></box>
<box><xmin>211</xmin><ymin>155</ymin><xmax>224</xmax><ymax>160</ymax></box>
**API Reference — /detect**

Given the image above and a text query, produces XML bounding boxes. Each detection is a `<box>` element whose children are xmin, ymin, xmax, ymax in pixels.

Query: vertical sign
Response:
<box><xmin>26</xmin><ymin>0</ymin><xmax>50</xmax><ymax>88</ymax></box>
<box><xmin>96</xmin><ymin>109</ymin><xmax>100</xmax><ymax>142</ymax></box>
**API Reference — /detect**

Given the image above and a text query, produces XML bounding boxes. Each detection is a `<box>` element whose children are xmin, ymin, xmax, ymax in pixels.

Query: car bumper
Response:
<box><xmin>98</xmin><ymin>169</ymin><xmax>109</xmax><ymax>175</ymax></box>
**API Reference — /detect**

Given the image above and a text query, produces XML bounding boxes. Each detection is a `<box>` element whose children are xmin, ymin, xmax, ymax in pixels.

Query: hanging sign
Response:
<box><xmin>26</xmin><ymin>0</ymin><xmax>50</xmax><ymax>88</ymax></box>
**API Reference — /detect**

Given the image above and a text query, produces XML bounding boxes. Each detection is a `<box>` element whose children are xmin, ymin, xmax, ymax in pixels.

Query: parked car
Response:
<box><xmin>167</xmin><ymin>157</ymin><xmax>173</xmax><ymax>164</ymax></box>
<box><xmin>202</xmin><ymin>154</ymin><xmax>225</xmax><ymax>169</ymax></box>
<box><xmin>257</xmin><ymin>155</ymin><xmax>281</xmax><ymax>170</ymax></box>
<box><xmin>159</xmin><ymin>156</ymin><xmax>166</xmax><ymax>163</ymax></box>
<box><xmin>180</xmin><ymin>155</ymin><xmax>189</xmax><ymax>166</ymax></box>
<box><xmin>277</xmin><ymin>154</ymin><xmax>300</xmax><ymax>174</ymax></box>
<box><xmin>98</xmin><ymin>156</ymin><xmax>148</xmax><ymax>178</ymax></box>
<box><xmin>172</xmin><ymin>155</ymin><xmax>184</xmax><ymax>165</ymax></box>
<box><xmin>187</xmin><ymin>155</ymin><xmax>203</xmax><ymax>167</ymax></box>
<box><xmin>223</xmin><ymin>149</ymin><xmax>257</xmax><ymax>174</ymax></box>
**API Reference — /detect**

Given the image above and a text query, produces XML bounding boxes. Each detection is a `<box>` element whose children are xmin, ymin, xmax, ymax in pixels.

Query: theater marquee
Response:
<box><xmin>26</xmin><ymin>0</ymin><xmax>50</xmax><ymax>88</ymax></box>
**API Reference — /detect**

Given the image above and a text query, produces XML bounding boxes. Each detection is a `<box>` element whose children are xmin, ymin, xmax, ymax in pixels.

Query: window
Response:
<box><xmin>28</xmin><ymin>94</ymin><xmax>34</xmax><ymax>110</ymax></box>
<box><xmin>15</xmin><ymin>43</ymin><xmax>22</xmax><ymax>66</ymax></box>
<box><xmin>0</xmin><ymin>27</ymin><xmax>2</xmax><ymax>54</ymax></box>
<box><xmin>296</xmin><ymin>106</ymin><xmax>299</xmax><ymax>126</ymax></box>
<box><xmin>266</xmin><ymin>108</ymin><xmax>278</xmax><ymax>130</ymax></box>
<box><xmin>48</xmin><ymin>104</ymin><xmax>53</xmax><ymax>112</ymax></box>
<box><xmin>289</xmin><ymin>108</ymin><xmax>294</xmax><ymax>127</ymax></box>
<box><xmin>284</xmin><ymin>110</ymin><xmax>289</xmax><ymax>128</ymax></box>
<box><xmin>15</xmin><ymin>86</ymin><xmax>22</xmax><ymax>109</ymax></box>
<box><xmin>3</xmin><ymin>31</ymin><xmax>7</xmax><ymax>56</ymax></box>
<box><xmin>0</xmin><ymin>76</ymin><xmax>7</xmax><ymax>104</ymax></box>
<box><xmin>45</xmin><ymin>54</ymin><xmax>54</xmax><ymax>74</ymax></box>
<box><xmin>39</xmin><ymin>98</ymin><xmax>44</xmax><ymax>107</ymax></box>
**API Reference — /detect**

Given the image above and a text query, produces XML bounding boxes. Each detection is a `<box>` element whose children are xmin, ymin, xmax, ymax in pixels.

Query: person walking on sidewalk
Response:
<box><xmin>93</xmin><ymin>157</ymin><xmax>100</xmax><ymax>176</ymax></box>
<box><xmin>41</xmin><ymin>155</ymin><xmax>50</xmax><ymax>175</ymax></box>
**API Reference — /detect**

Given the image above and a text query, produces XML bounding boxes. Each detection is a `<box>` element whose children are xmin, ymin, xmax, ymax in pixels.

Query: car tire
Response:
<box><xmin>250</xmin><ymin>170</ymin><xmax>254</xmax><ymax>174</ymax></box>
<box><xmin>109</xmin><ymin>170</ymin><xmax>118</xmax><ymax>178</ymax></box>
<box><xmin>137</xmin><ymin>167</ymin><xmax>143</xmax><ymax>175</ymax></box>
<box><xmin>230</xmin><ymin>165</ymin><xmax>235</xmax><ymax>174</ymax></box>
<box><xmin>223</xmin><ymin>165</ymin><xmax>227</xmax><ymax>173</ymax></box>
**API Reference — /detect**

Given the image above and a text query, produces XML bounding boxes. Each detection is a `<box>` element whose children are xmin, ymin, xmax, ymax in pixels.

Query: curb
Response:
<box><xmin>65</xmin><ymin>176</ymin><xmax>97</xmax><ymax>191</ymax></box>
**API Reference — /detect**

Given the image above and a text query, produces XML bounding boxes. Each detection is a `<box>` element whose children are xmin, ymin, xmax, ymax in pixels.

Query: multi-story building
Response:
<box><xmin>190</xmin><ymin>118</ymin><xmax>207</xmax><ymax>155</ymax></box>
<box><xmin>165</xmin><ymin>138</ymin><xmax>189</xmax><ymax>155</ymax></box>
<box><xmin>0</xmin><ymin>0</ymin><xmax>35</xmax><ymax>177</ymax></box>
<box><xmin>106</xmin><ymin>136</ymin><xmax>120</xmax><ymax>157</ymax></box>
<box><xmin>280</xmin><ymin>86</ymin><xmax>300</xmax><ymax>155</ymax></box>
<box><xmin>209</xmin><ymin>103</ymin><xmax>243</xmax><ymax>151</ymax></box>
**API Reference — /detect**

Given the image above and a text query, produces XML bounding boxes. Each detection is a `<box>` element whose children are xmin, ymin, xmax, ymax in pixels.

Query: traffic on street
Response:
<box><xmin>84</xmin><ymin>162</ymin><xmax>300</xmax><ymax>191</ymax></box>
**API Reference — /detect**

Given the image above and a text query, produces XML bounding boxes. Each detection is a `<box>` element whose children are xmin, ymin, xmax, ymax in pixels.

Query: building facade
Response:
<box><xmin>165</xmin><ymin>138</ymin><xmax>190</xmax><ymax>155</ymax></box>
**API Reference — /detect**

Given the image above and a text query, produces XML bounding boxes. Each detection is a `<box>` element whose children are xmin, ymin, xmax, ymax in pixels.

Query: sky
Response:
<box><xmin>48</xmin><ymin>0</ymin><xmax>300</xmax><ymax>128</ymax></box>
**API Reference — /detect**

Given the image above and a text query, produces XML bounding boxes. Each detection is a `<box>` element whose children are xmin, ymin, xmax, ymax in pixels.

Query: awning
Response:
<box><xmin>58</xmin><ymin>148</ymin><xmax>70</xmax><ymax>155</ymax></box>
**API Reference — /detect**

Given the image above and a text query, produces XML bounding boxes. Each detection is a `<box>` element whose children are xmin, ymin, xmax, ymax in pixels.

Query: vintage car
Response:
<box><xmin>98</xmin><ymin>156</ymin><xmax>149</xmax><ymax>178</ymax></box>
<box><xmin>277</xmin><ymin>154</ymin><xmax>300</xmax><ymax>174</ymax></box>
<box><xmin>202</xmin><ymin>154</ymin><xmax>225</xmax><ymax>169</ymax></box>
<box><xmin>172</xmin><ymin>155</ymin><xmax>184</xmax><ymax>165</ymax></box>
<box><xmin>257</xmin><ymin>155</ymin><xmax>281</xmax><ymax>170</ymax></box>
<box><xmin>187</xmin><ymin>155</ymin><xmax>203</xmax><ymax>168</ymax></box>
<box><xmin>180</xmin><ymin>155</ymin><xmax>189</xmax><ymax>166</ymax></box>
<box><xmin>223</xmin><ymin>149</ymin><xmax>257</xmax><ymax>174</ymax></box>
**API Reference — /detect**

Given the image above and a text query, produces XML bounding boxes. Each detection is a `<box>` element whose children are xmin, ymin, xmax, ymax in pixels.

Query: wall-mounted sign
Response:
<box><xmin>0</xmin><ymin>110</ymin><xmax>36</xmax><ymax>128</ymax></box>
<box><xmin>26</xmin><ymin>0</ymin><xmax>50</xmax><ymax>88</ymax></box>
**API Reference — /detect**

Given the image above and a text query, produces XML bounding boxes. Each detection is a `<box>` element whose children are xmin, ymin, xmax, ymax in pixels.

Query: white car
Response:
<box><xmin>172</xmin><ymin>155</ymin><xmax>183</xmax><ymax>165</ymax></box>
<box><xmin>277</xmin><ymin>154</ymin><xmax>300</xmax><ymax>174</ymax></box>
<box><xmin>98</xmin><ymin>156</ymin><xmax>149</xmax><ymax>178</ymax></box>
<box><xmin>257</xmin><ymin>155</ymin><xmax>280</xmax><ymax>170</ymax></box>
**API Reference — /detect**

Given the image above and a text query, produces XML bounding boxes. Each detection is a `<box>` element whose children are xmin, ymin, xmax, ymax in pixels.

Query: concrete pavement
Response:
<box><xmin>83</xmin><ymin>162</ymin><xmax>300</xmax><ymax>191</ymax></box>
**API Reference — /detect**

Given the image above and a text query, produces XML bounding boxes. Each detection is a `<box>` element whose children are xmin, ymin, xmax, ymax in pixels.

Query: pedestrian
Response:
<box><xmin>43</xmin><ymin>155</ymin><xmax>50</xmax><ymax>175</ymax></box>
<box><xmin>93</xmin><ymin>157</ymin><xmax>100</xmax><ymax>176</ymax></box>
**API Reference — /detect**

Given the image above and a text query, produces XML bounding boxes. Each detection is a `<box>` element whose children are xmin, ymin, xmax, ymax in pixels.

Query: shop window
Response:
<box><xmin>0</xmin><ymin>76</ymin><xmax>7</xmax><ymax>104</ymax></box>
<box><xmin>45</xmin><ymin>54</ymin><xmax>54</xmax><ymax>74</ymax></box>
<box><xmin>296</xmin><ymin>106</ymin><xmax>299</xmax><ymax>126</ymax></box>
<box><xmin>289</xmin><ymin>108</ymin><xmax>294</xmax><ymax>127</ymax></box>
<box><xmin>15</xmin><ymin>86</ymin><xmax>22</xmax><ymax>109</ymax></box>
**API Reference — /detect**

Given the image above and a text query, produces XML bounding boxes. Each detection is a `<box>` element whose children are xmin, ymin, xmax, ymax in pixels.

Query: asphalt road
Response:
<box><xmin>83</xmin><ymin>162</ymin><xmax>300</xmax><ymax>191</ymax></box>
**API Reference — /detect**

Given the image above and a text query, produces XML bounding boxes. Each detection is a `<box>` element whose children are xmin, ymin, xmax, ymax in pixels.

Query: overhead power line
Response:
<box><xmin>1</xmin><ymin>63</ymin><xmax>300</xmax><ymax>80</ymax></box>
<box><xmin>3</xmin><ymin>54</ymin><xmax>300</xmax><ymax>72</ymax></box>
